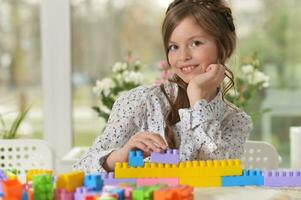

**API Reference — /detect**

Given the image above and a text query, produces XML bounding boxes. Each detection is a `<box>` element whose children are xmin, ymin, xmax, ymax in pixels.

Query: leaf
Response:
<box><xmin>3</xmin><ymin>107</ymin><xmax>30</xmax><ymax>139</ymax></box>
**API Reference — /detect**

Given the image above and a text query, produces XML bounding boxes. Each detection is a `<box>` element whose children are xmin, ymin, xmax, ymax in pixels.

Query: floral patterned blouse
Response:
<box><xmin>73</xmin><ymin>81</ymin><xmax>253</xmax><ymax>173</ymax></box>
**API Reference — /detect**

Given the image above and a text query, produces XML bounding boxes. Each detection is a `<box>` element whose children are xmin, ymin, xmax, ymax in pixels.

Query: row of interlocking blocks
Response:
<box><xmin>115</xmin><ymin>159</ymin><xmax>242</xmax><ymax>178</ymax></box>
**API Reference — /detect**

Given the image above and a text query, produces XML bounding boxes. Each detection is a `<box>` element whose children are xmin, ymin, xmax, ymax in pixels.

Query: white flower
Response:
<box><xmin>241</xmin><ymin>64</ymin><xmax>254</xmax><ymax>75</ymax></box>
<box><xmin>122</xmin><ymin>71</ymin><xmax>144</xmax><ymax>84</ymax></box>
<box><xmin>253</xmin><ymin>71</ymin><xmax>270</xmax><ymax>87</ymax></box>
<box><xmin>112</xmin><ymin>62</ymin><xmax>127</xmax><ymax>73</ymax></box>
<box><xmin>93</xmin><ymin>78</ymin><xmax>115</xmax><ymax>97</ymax></box>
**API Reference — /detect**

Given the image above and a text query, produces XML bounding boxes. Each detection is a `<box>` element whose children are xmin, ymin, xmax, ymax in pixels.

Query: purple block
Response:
<box><xmin>0</xmin><ymin>170</ymin><xmax>7</xmax><ymax>181</ymax></box>
<box><xmin>101</xmin><ymin>172</ymin><xmax>136</xmax><ymax>185</ymax></box>
<box><xmin>74</xmin><ymin>187</ymin><xmax>88</xmax><ymax>200</ymax></box>
<box><xmin>150</xmin><ymin>149</ymin><xmax>179</xmax><ymax>164</ymax></box>
<box><xmin>263</xmin><ymin>170</ymin><xmax>301</xmax><ymax>187</ymax></box>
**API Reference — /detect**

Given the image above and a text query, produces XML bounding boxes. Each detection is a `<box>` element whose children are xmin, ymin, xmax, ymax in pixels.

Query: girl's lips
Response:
<box><xmin>180</xmin><ymin>65</ymin><xmax>198</xmax><ymax>74</ymax></box>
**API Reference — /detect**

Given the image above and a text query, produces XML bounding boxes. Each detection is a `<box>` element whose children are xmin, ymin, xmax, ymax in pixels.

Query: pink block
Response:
<box><xmin>55</xmin><ymin>189</ymin><xmax>74</xmax><ymax>200</ymax></box>
<box><xmin>136</xmin><ymin>178</ymin><xmax>179</xmax><ymax>187</ymax></box>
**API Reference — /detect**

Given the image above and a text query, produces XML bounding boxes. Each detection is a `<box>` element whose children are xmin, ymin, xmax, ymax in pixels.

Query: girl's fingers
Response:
<box><xmin>146</xmin><ymin>134</ymin><xmax>167</xmax><ymax>150</ymax></box>
<box><xmin>133</xmin><ymin>140</ymin><xmax>149</xmax><ymax>153</ymax></box>
<box><xmin>140</xmin><ymin>138</ymin><xmax>161</xmax><ymax>152</ymax></box>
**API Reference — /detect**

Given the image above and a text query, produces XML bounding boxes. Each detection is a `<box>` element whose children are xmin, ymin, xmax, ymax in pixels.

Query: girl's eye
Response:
<box><xmin>191</xmin><ymin>40</ymin><xmax>203</xmax><ymax>47</ymax></box>
<box><xmin>168</xmin><ymin>44</ymin><xmax>178</xmax><ymax>51</ymax></box>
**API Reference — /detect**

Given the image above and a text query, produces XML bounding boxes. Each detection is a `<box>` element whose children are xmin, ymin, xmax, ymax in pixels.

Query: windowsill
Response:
<box><xmin>61</xmin><ymin>146</ymin><xmax>89</xmax><ymax>164</ymax></box>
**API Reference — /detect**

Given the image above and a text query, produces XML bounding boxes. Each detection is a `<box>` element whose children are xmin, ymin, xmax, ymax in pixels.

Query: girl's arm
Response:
<box><xmin>73</xmin><ymin>86</ymin><xmax>148</xmax><ymax>173</ymax></box>
<box><xmin>175</xmin><ymin>91</ymin><xmax>253</xmax><ymax>161</ymax></box>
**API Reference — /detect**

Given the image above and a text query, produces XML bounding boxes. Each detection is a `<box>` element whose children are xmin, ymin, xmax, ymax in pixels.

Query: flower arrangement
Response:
<box><xmin>92</xmin><ymin>60</ymin><xmax>144</xmax><ymax>122</ymax></box>
<box><xmin>226</xmin><ymin>55</ymin><xmax>270</xmax><ymax>121</ymax></box>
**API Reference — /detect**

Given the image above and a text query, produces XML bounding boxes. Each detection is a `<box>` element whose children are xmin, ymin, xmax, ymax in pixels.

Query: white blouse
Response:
<box><xmin>73</xmin><ymin>81</ymin><xmax>253</xmax><ymax>173</ymax></box>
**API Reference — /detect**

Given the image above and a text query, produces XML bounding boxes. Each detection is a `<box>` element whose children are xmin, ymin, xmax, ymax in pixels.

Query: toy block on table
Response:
<box><xmin>136</xmin><ymin>178</ymin><xmax>178</xmax><ymax>187</ymax></box>
<box><xmin>0</xmin><ymin>169</ymin><xmax>7</xmax><ymax>181</ymax></box>
<box><xmin>103</xmin><ymin>185</ymin><xmax>125</xmax><ymax>200</ymax></box>
<box><xmin>101</xmin><ymin>172</ymin><xmax>136</xmax><ymax>185</ymax></box>
<box><xmin>153</xmin><ymin>185</ymin><xmax>193</xmax><ymax>200</ymax></box>
<box><xmin>128</xmin><ymin>150</ymin><xmax>144</xmax><ymax>167</ymax></box>
<box><xmin>56</xmin><ymin>170</ymin><xmax>84</xmax><ymax>192</ymax></box>
<box><xmin>1</xmin><ymin>179</ymin><xmax>23</xmax><ymax>200</ymax></box>
<box><xmin>26</xmin><ymin>169</ymin><xmax>53</xmax><ymax>182</ymax></box>
<box><xmin>32</xmin><ymin>174</ymin><xmax>53</xmax><ymax>200</ymax></box>
<box><xmin>115</xmin><ymin>159</ymin><xmax>242</xmax><ymax>179</ymax></box>
<box><xmin>84</xmin><ymin>174</ymin><xmax>103</xmax><ymax>192</ymax></box>
<box><xmin>179</xmin><ymin>176</ymin><xmax>221</xmax><ymax>187</ymax></box>
<box><xmin>150</xmin><ymin>149</ymin><xmax>179</xmax><ymax>164</ymax></box>
<box><xmin>222</xmin><ymin>169</ymin><xmax>264</xmax><ymax>187</ymax></box>
<box><xmin>263</xmin><ymin>170</ymin><xmax>301</xmax><ymax>187</ymax></box>
<box><xmin>132</xmin><ymin>184</ymin><xmax>166</xmax><ymax>200</ymax></box>
<box><xmin>54</xmin><ymin>189</ymin><xmax>74</xmax><ymax>200</ymax></box>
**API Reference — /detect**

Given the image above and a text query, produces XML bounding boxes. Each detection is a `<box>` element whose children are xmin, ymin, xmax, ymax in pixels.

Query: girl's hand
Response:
<box><xmin>120</xmin><ymin>132</ymin><xmax>168</xmax><ymax>160</ymax></box>
<box><xmin>187</xmin><ymin>64</ymin><xmax>225</xmax><ymax>107</ymax></box>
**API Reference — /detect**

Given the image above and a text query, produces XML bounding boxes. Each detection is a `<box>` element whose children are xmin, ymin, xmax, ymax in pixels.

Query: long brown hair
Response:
<box><xmin>161</xmin><ymin>0</ymin><xmax>236</xmax><ymax>148</ymax></box>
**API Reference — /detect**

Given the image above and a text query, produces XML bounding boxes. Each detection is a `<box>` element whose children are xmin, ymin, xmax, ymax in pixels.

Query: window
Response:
<box><xmin>0</xmin><ymin>0</ymin><xmax>42</xmax><ymax>139</ymax></box>
<box><xmin>71</xmin><ymin>0</ymin><xmax>173</xmax><ymax>146</ymax></box>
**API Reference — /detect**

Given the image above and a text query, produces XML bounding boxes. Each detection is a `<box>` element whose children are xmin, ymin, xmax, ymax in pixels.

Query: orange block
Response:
<box><xmin>153</xmin><ymin>185</ymin><xmax>193</xmax><ymax>200</ymax></box>
<box><xmin>2</xmin><ymin>179</ymin><xmax>23</xmax><ymax>200</ymax></box>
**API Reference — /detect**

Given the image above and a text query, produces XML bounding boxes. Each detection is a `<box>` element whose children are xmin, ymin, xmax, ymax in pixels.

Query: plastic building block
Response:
<box><xmin>153</xmin><ymin>185</ymin><xmax>193</xmax><ymax>200</ymax></box>
<box><xmin>2</xmin><ymin>179</ymin><xmax>23</xmax><ymax>199</ymax></box>
<box><xmin>74</xmin><ymin>187</ymin><xmax>89</xmax><ymax>200</ymax></box>
<box><xmin>54</xmin><ymin>189</ymin><xmax>74</xmax><ymax>200</ymax></box>
<box><xmin>97</xmin><ymin>192</ymin><xmax>118</xmax><ymax>200</ymax></box>
<box><xmin>115</xmin><ymin>159</ymin><xmax>242</xmax><ymax>179</ymax></box>
<box><xmin>128</xmin><ymin>150</ymin><xmax>144</xmax><ymax>167</ymax></box>
<box><xmin>103</xmin><ymin>185</ymin><xmax>124</xmax><ymax>200</ymax></box>
<box><xmin>117</xmin><ymin>185</ymin><xmax>134</xmax><ymax>199</ymax></box>
<box><xmin>150</xmin><ymin>149</ymin><xmax>179</xmax><ymax>164</ymax></box>
<box><xmin>132</xmin><ymin>185</ymin><xmax>166</xmax><ymax>200</ymax></box>
<box><xmin>84</xmin><ymin>174</ymin><xmax>103</xmax><ymax>192</ymax></box>
<box><xmin>0</xmin><ymin>169</ymin><xmax>7</xmax><ymax>181</ymax></box>
<box><xmin>179</xmin><ymin>176</ymin><xmax>221</xmax><ymax>187</ymax></box>
<box><xmin>263</xmin><ymin>170</ymin><xmax>301</xmax><ymax>187</ymax></box>
<box><xmin>136</xmin><ymin>178</ymin><xmax>178</xmax><ymax>187</ymax></box>
<box><xmin>222</xmin><ymin>169</ymin><xmax>264</xmax><ymax>187</ymax></box>
<box><xmin>32</xmin><ymin>174</ymin><xmax>53</xmax><ymax>200</ymax></box>
<box><xmin>20</xmin><ymin>189</ymin><xmax>33</xmax><ymax>200</ymax></box>
<box><xmin>56</xmin><ymin>170</ymin><xmax>84</xmax><ymax>192</ymax></box>
<box><xmin>101</xmin><ymin>172</ymin><xmax>136</xmax><ymax>185</ymax></box>
<box><xmin>26</xmin><ymin>169</ymin><xmax>53</xmax><ymax>182</ymax></box>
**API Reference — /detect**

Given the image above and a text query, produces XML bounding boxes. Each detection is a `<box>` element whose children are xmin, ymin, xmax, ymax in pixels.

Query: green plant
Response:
<box><xmin>0</xmin><ymin>107</ymin><xmax>30</xmax><ymax>139</ymax></box>
<box><xmin>92</xmin><ymin>60</ymin><xmax>145</xmax><ymax>122</ymax></box>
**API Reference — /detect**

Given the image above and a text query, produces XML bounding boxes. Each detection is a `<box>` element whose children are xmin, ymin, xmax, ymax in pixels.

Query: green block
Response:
<box><xmin>132</xmin><ymin>184</ymin><xmax>165</xmax><ymax>200</ymax></box>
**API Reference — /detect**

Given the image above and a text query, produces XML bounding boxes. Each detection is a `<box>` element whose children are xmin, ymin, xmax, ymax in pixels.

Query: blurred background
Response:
<box><xmin>0</xmin><ymin>0</ymin><xmax>301</xmax><ymax>168</ymax></box>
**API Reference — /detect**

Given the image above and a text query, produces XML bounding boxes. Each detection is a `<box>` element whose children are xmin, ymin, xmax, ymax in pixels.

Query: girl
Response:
<box><xmin>74</xmin><ymin>0</ymin><xmax>253</xmax><ymax>173</ymax></box>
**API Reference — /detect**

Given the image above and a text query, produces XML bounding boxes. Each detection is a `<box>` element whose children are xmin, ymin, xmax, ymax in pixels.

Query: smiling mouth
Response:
<box><xmin>180</xmin><ymin>65</ymin><xmax>198</xmax><ymax>73</ymax></box>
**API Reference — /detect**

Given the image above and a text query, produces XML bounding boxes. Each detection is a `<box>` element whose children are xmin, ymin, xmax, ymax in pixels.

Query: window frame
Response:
<box><xmin>41</xmin><ymin>0</ymin><xmax>73</xmax><ymax>173</ymax></box>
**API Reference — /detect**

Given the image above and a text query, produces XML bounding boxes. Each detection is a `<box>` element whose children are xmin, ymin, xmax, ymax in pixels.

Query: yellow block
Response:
<box><xmin>179</xmin><ymin>176</ymin><xmax>221</xmax><ymax>187</ymax></box>
<box><xmin>26</xmin><ymin>169</ymin><xmax>53</xmax><ymax>182</ymax></box>
<box><xmin>56</xmin><ymin>170</ymin><xmax>84</xmax><ymax>192</ymax></box>
<box><xmin>115</xmin><ymin>159</ymin><xmax>242</xmax><ymax>179</ymax></box>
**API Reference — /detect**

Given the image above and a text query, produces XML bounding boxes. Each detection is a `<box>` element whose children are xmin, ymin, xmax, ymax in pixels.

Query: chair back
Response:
<box><xmin>242</xmin><ymin>140</ymin><xmax>280</xmax><ymax>169</ymax></box>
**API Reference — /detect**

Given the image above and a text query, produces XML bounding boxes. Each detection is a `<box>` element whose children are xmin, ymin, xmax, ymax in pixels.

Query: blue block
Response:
<box><xmin>84</xmin><ymin>174</ymin><xmax>103</xmax><ymax>191</ymax></box>
<box><xmin>222</xmin><ymin>169</ymin><xmax>264</xmax><ymax>187</ymax></box>
<box><xmin>128</xmin><ymin>150</ymin><xmax>144</xmax><ymax>167</ymax></box>
<box><xmin>21</xmin><ymin>190</ymin><xmax>29</xmax><ymax>200</ymax></box>
<box><xmin>106</xmin><ymin>188</ymin><xmax>125</xmax><ymax>200</ymax></box>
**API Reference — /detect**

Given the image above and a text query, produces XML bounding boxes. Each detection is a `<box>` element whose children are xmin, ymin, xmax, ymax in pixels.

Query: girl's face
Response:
<box><xmin>167</xmin><ymin>16</ymin><xmax>218</xmax><ymax>83</ymax></box>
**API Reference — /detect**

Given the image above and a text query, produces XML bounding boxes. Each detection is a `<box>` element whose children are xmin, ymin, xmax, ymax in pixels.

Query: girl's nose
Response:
<box><xmin>179</xmin><ymin>47</ymin><xmax>192</xmax><ymax>62</ymax></box>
